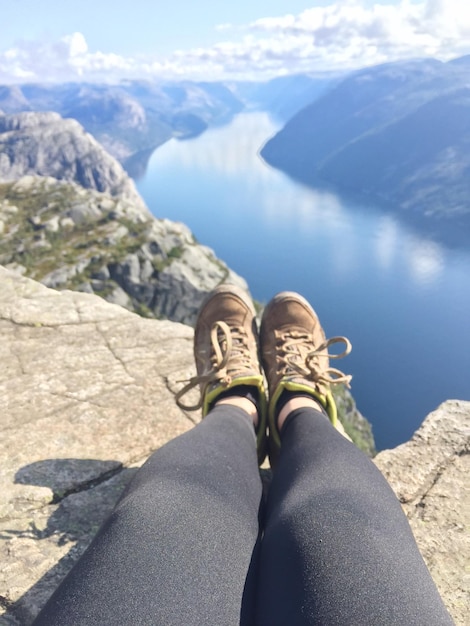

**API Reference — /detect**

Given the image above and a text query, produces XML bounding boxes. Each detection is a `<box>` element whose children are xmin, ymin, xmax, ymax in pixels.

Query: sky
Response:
<box><xmin>1</xmin><ymin>0</ymin><xmax>470</xmax><ymax>83</ymax></box>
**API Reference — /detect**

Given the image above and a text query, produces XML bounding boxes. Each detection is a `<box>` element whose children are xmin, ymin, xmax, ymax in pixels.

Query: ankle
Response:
<box><xmin>215</xmin><ymin>396</ymin><xmax>259</xmax><ymax>427</ymax></box>
<box><xmin>277</xmin><ymin>395</ymin><xmax>326</xmax><ymax>431</ymax></box>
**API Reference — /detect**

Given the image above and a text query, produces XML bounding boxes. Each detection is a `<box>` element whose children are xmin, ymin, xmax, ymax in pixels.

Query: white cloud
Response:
<box><xmin>406</xmin><ymin>237</ymin><xmax>444</xmax><ymax>285</ymax></box>
<box><xmin>374</xmin><ymin>215</ymin><xmax>399</xmax><ymax>270</ymax></box>
<box><xmin>64</xmin><ymin>32</ymin><xmax>88</xmax><ymax>57</ymax></box>
<box><xmin>243</xmin><ymin>0</ymin><xmax>470</xmax><ymax>68</ymax></box>
<box><xmin>0</xmin><ymin>32</ymin><xmax>162</xmax><ymax>84</ymax></box>
<box><xmin>0</xmin><ymin>1</ymin><xmax>469</xmax><ymax>83</ymax></box>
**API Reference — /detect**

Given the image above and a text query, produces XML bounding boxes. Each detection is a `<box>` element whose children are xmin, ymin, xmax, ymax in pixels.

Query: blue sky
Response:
<box><xmin>1</xmin><ymin>0</ymin><xmax>469</xmax><ymax>83</ymax></box>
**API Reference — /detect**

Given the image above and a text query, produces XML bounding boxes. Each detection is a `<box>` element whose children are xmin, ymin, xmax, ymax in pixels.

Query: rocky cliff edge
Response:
<box><xmin>0</xmin><ymin>268</ymin><xmax>468</xmax><ymax>625</ymax></box>
<box><xmin>0</xmin><ymin>175</ymin><xmax>247</xmax><ymax>325</ymax></box>
<box><xmin>0</xmin><ymin>112</ymin><xmax>145</xmax><ymax>210</ymax></box>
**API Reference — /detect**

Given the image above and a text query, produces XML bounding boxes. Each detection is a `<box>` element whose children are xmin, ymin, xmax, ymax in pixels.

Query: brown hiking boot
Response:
<box><xmin>175</xmin><ymin>284</ymin><xmax>267</xmax><ymax>464</ymax></box>
<box><xmin>260</xmin><ymin>291</ymin><xmax>352</xmax><ymax>464</ymax></box>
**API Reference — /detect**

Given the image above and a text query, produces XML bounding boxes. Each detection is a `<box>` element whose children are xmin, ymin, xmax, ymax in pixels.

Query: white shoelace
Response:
<box><xmin>175</xmin><ymin>321</ymin><xmax>254</xmax><ymax>411</ymax></box>
<box><xmin>275</xmin><ymin>331</ymin><xmax>352</xmax><ymax>388</ymax></box>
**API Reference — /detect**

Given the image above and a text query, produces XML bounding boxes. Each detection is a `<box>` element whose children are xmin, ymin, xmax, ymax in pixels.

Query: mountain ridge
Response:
<box><xmin>0</xmin><ymin>110</ymin><xmax>248</xmax><ymax>325</ymax></box>
<box><xmin>261</xmin><ymin>57</ymin><xmax>470</xmax><ymax>233</ymax></box>
<box><xmin>0</xmin><ymin>81</ymin><xmax>245</xmax><ymax>176</ymax></box>
<box><xmin>0</xmin><ymin>111</ymin><xmax>146</xmax><ymax>210</ymax></box>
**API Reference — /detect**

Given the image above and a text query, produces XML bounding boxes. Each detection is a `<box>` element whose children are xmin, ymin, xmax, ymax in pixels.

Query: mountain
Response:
<box><xmin>0</xmin><ymin>75</ymin><xmax>346</xmax><ymax>179</ymax></box>
<box><xmin>229</xmin><ymin>72</ymin><xmax>344</xmax><ymax>121</ymax></box>
<box><xmin>261</xmin><ymin>57</ymin><xmax>470</xmax><ymax>232</ymax></box>
<box><xmin>0</xmin><ymin>81</ymin><xmax>244</xmax><ymax>176</ymax></box>
<box><xmin>0</xmin><ymin>111</ymin><xmax>247</xmax><ymax>324</ymax></box>
<box><xmin>0</xmin><ymin>174</ymin><xmax>246</xmax><ymax>325</ymax></box>
<box><xmin>0</xmin><ymin>85</ymin><xmax>31</xmax><ymax>112</ymax></box>
<box><xmin>0</xmin><ymin>111</ymin><xmax>146</xmax><ymax>209</ymax></box>
<box><xmin>321</xmin><ymin>87</ymin><xmax>470</xmax><ymax>222</ymax></box>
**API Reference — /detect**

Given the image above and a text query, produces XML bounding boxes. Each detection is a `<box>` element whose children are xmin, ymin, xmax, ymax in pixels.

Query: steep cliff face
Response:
<box><xmin>0</xmin><ymin>110</ymin><xmax>249</xmax><ymax>325</ymax></box>
<box><xmin>0</xmin><ymin>175</ymin><xmax>246</xmax><ymax>325</ymax></box>
<box><xmin>0</xmin><ymin>268</ymin><xmax>467</xmax><ymax>625</ymax></box>
<box><xmin>261</xmin><ymin>58</ymin><xmax>470</xmax><ymax>233</ymax></box>
<box><xmin>0</xmin><ymin>112</ymin><xmax>146</xmax><ymax>210</ymax></box>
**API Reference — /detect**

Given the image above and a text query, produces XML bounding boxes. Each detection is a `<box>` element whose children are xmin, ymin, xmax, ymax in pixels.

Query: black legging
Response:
<box><xmin>33</xmin><ymin>406</ymin><xmax>453</xmax><ymax>625</ymax></box>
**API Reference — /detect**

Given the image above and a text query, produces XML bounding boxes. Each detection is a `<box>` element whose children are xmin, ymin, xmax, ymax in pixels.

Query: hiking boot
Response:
<box><xmin>175</xmin><ymin>284</ymin><xmax>267</xmax><ymax>464</ymax></box>
<box><xmin>260</xmin><ymin>291</ymin><xmax>352</xmax><ymax>464</ymax></box>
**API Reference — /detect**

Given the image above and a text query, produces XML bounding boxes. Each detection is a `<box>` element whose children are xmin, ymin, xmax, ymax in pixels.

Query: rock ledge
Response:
<box><xmin>1</xmin><ymin>268</ymin><xmax>468</xmax><ymax>625</ymax></box>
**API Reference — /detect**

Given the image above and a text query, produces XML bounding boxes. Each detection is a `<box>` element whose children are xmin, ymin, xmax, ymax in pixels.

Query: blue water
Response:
<box><xmin>137</xmin><ymin>112</ymin><xmax>470</xmax><ymax>450</ymax></box>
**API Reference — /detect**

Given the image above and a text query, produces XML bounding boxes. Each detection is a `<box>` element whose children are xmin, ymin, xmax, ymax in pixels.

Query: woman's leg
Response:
<box><xmin>34</xmin><ymin>405</ymin><xmax>262</xmax><ymax>626</ymax></box>
<box><xmin>256</xmin><ymin>406</ymin><xmax>453</xmax><ymax>625</ymax></box>
<box><xmin>257</xmin><ymin>291</ymin><xmax>452</xmax><ymax>625</ymax></box>
<box><xmin>34</xmin><ymin>284</ymin><xmax>267</xmax><ymax>625</ymax></box>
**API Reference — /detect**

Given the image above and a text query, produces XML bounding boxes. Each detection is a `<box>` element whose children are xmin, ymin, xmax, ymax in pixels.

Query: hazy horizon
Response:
<box><xmin>2</xmin><ymin>1</ymin><xmax>469</xmax><ymax>84</ymax></box>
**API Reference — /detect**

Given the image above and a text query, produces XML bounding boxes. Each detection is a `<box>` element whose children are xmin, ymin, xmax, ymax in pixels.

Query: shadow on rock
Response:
<box><xmin>3</xmin><ymin>458</ymin><xmax>137</xmax><ymax>625</ymax></box>
<box><xmin>16</xmin><ymin>458</ymin><xmax>125</xmax><ymax>504</ymax></box>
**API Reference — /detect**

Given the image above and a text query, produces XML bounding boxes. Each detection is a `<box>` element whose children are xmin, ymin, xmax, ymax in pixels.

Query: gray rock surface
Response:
<box><xmin>374</xmin><ymin>402</ymin><xmax>470</xmax><ymax>622</ymax></box>
<box><xmin>0</xmin><ymin>268</ymin><xmax>468</xmax><ymax>625</ymax></box>
<box><xmin>0</xmin><ymin>176</ymin><xmax>247</xmax><ymax>325</ymax></box>
<box><xmin>0</xmin><ymin>112</ymin><xmax>146</xmax><ymax>210</ymax></box>
<box><xmin>0</xmin><ymin>267</ymin><xmax>196</xmax><ymax>624</ymax></box>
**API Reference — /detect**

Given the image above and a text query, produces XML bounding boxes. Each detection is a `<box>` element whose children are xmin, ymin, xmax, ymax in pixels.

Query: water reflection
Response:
<box><xmin>375</xmin><ymin>216</ymin><xmax>398</xmax><ymax>271</ymax></box>
<box><xmin>138</xmin><ymin>112</ymin><xmax>470</xmax><ymax>449</ymax></box>
<box><xmin>406</xmin><ymin>238</ymin><xmax>444</xmax><ymax>286</ymax></box>
<box><xmin>157</xmin><ymin>113</ymin><xmax>278</xmax><ymax>182</ymax></box>
<box><xmin>147</xmin><ymin>113</ymin><xmax>448</xmax><ymax>291</ymax></box>
<box><xmin>259</xmin><ymin>182</ymin><xmax>345</xmax><ymax>229</ymax></box>
<box><xmin>142</xmin><ymin>111</ymin><xmax>456</xmax><ymax>294</ymax></box>
<box><xmin>374</xmin><ymin>216</ymin><xmax>444</xmax><ymax>286</ymax></box>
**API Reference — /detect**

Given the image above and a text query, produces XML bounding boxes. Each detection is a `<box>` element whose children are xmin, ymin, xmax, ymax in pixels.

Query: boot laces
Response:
<box><xmin>175</xmin><ymin>321</ymin><xmax>254</xmax><ymax>411</ymax></box>
<box><xmin>276</xmin><ymin>330</ymin><xmax>352</xmax><ymax>388</ymax></box>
